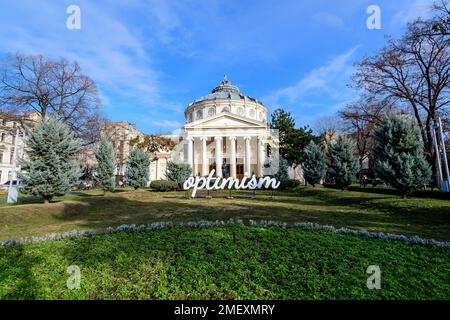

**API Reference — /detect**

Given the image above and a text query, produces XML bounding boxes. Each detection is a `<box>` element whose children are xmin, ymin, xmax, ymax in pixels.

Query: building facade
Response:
<box><xmin>0</xmin><ymin>119</ymin><xmax>20</xmax><ymax>185</ymax></box>
<box><xmin>180</xmin><ymin>75</ymin><xmax>280</xmax><ymax>179</ymax></box>
<box><xmin>2</xmin><ymin>76</ymin><xmax>303</xmax><ymax>187</ymax></box>
<box><xmin>0</xmin><ymin>113</ymin><xmax>39</xmax><ymax>185</ymax></box>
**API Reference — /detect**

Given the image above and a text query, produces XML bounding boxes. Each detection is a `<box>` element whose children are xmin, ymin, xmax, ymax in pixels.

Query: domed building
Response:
<box><xmin>182</xmin><ymin>75</ymin><xmax>278</xmax><ymax>179</ymax></box>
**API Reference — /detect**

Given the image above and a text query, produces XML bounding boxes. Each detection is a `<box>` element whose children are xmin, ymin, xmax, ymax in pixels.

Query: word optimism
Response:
<box><xmin>183</xmin><ymin>170</ymin><xmax>280</xmax><ymax>198</ymax></box>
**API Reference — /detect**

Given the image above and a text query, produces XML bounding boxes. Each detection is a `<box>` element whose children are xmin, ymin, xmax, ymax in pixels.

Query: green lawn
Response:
<box><xmin>1</xmin><ymin>186</ymin><xmax>450</xmax><ymax>241</ymax></box>
<box><xmin>1</xmin><ymin>225</ymin><xmax>449</xmax><ymax>299</ymax></box>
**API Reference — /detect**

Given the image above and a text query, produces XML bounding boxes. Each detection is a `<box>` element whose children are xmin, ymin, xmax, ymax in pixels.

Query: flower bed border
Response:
<box><xmin>1</xmin><ymin>219</ymin><xmax>449</xmax><ymax>249</ymax></box>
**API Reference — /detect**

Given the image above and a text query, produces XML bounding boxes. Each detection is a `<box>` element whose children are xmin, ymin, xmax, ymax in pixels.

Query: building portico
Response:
<box><xmin>182</xmin><ymin>76</ymin><xmax>278</xmax><ymax>178</ymax></box>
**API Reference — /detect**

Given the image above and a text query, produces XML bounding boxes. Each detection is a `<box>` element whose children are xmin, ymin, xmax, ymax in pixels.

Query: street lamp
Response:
<box><xmin>431</xmin><ymin>117</ymin><xmax>450</xmax><ymax>192</ymax></box>
<box><xmin>7</xmin><ymin>126</ymin><xmax>21</xmax><ymax>203</ymax></box>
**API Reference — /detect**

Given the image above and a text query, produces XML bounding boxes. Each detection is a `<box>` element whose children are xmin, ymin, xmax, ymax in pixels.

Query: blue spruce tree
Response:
<box><xmin>165</xmin><ymin>161</ymin><xmax>192</xmax><ymax>188</ymax></box>
<box><xmin>94</xmin><ymin>137</ymin><xmax>116</xmax><ymax>193</ymax></box>
<box><xmin>328</xmin><ymin>136</ymin><xmax>360</xmax><ymax>191</ymax></box>
<box><xmin>19</xmin><ymin>118</ymin><xmax>80</xmax><ymax>203</ymax></box>
<box><xmin>373</xmin><ymin>112</ymin><xmax>431</xmax><ymax>197</ymax></box>
<box><xmin>126</xmin><ymin>148</ymin><xmax>150</xmax><ymax>189</ymax></box>
<box><xmin>302</xmin><ymin>141</ymin><xmax>326</xmax><ymax>187</ymax></box>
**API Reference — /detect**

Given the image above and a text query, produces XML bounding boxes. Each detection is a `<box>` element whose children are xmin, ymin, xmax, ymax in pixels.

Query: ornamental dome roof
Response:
<box><xmin>186</xmin><ymin>75</ymin><xmax>265</xmax><ymax>108</ymax></box>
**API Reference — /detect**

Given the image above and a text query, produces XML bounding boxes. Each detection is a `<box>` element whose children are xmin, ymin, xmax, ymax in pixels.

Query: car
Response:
<box><xmin>73</xmin><ymin>180</ymin><xmax>93</xmax><ymax>190</ymax></box>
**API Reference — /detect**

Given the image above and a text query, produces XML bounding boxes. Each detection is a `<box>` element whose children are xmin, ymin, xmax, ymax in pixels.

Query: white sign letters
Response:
<box><xmin>183</xmin><ymin>170</ymin><xmax>280</xmax><ymax>198</ymax></box>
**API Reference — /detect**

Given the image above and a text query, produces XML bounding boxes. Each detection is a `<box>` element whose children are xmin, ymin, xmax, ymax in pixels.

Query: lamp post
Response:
<box><xmin>438</xmin><ymin>117</ymin><xmax>450</xmax><ymax>192</ymax></box>
<box><xmin>7</xmin><ymin>127</ymin><xmax>20</xmax><ymax>203</ymax></box>
<box><xmin>431</xmin><ymin>117</ymin><xmax>450</xmax><ymax>192</ymax></box>
<box><xmin>431</xmin><ymin>121</ymin><xmax>443</xmax><ymax>187</ymax></box>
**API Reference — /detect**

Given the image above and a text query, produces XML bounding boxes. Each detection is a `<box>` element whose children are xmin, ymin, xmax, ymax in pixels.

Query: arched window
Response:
<box><xmin>196</xmin><ymin>109</ymin><xmax>203</xmax><ymax>120</ymax></box>
<box><xmin>208</xmin><ymin>107</ymin><xmax>216</xmax><ymax>116</ymax></box>
<box><xmin>222</xmin><ymin>106</ymin><xmax>230</xmax><ymax>113</ymax></box>
<box><xmin>237</xmin><ymin>106</ymin><xmax>244</xmax><ymax>116</ymax></box>
<box><xmin>187</xmin><ymin>112</ymin><xmax>193</xmax><ymax>123</ymax></box>
<box><xmin>249</xmin><ymin>109</ymin><xmax>256</xmax><ymax>118</ymax></box>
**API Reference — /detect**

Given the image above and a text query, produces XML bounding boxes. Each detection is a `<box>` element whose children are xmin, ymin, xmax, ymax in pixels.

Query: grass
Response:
<box><xmin>1</xmin><ymin>225</ymin><xmax>449</xmax><ymax>299</ymax></box>
<box><xmin>1</xmin><ymin>186</ymin><xmax>450</xmax><ymax>241</ymax></box>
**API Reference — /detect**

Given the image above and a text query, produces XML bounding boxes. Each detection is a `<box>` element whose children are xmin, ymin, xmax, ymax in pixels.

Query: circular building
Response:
<box><xmin>183</xmin><ymin>75</ymin><xmax>277</xmax><ymax>178</ymax></box>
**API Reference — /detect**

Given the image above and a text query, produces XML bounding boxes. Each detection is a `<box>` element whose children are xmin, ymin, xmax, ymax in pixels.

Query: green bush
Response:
<box><xmin>150</xmin><ymin>180</ymin><xmax>179</xmax><ymax>192</ymax></box>
<box><xmin>278</xmin><ymin>179</ymin><xmax>302</xmax><ymax>190</ymax></box>
<box><xmin>165</xmin><ymin>161</ymin><xmax>192</xmax><ymax>188</ymax></box>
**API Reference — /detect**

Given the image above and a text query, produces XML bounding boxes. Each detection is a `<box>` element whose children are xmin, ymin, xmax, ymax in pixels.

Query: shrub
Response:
<box><xmin>150</xmin><ymin>180</ymin><xmax>179</xmax><ymax>192</ymax></box>
<box><xmin>165</xmin><ymin>161</ymin><xmax>192</xmax><ymax>188</ymax></box>
<box><xmin>278</xmin><ymin>179</ymin><xmax>301</xmax><ymax>190</ymax></box>
<box><xmin>274</xmin><ymin>157</ymin><xmax>289</xmax><ymax>182</ymax></box>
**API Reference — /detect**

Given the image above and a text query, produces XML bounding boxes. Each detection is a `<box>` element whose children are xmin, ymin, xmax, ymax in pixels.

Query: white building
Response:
<box><xmin>104</xmin><ymin>76</ymin><xmax>304</xmax><ymax>182</ymax></box>
<box><xmin>2</xmin><ymin>76</ymin><xmax>303</xmax><ymax>186</ymax></box>
<box><xmin>180</xmin><ymin>75</ymin><xmax>281</xmax><ymax>179</ymax></box>
<box><xmin>0</xmin><ymin>119</ymin><xmax>19</xmax><ymax>185</ymax></box>
<box><xmin>0</xmin><ymin>114</ymin><xmax>36</xmax><ymax>185</ymax></box>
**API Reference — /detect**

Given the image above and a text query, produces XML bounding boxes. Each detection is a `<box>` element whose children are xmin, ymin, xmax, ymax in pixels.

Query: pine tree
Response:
<box><xmin>302</xmin><ymin>141</ymin><xmax>326</xmax><ymax>187</ymax></box>
<box><xmin>373</xmin><ymin>112</ymin><xmax>431</xmax><ymax>196</ymax></box>
<box><xmin>165</xmin><ymin>161</ymin><xmax>192</xmax><ymax>188</ymax></box>
<box><xmin>274</xmin><ymin>156</ymin><xmax>289</xmax><ymax>182</ymax></box>
<box><xmin>19</xmin><ymin>118</ymin><xmax>80</xmax><ymax>203</ymax></box>
<box><xmin>328</xmin><ymin>136</ymin><xmax>360</xmax><ymax>191</ymax></box>
<box><xmin>94</xmin><ymin>136</ymin><xmax>116</xmax><ymax>193</ymax></box>
<box><xmin>126</xmin><ymin>148</ymin><xmax>150</xmax><ymax>189</ymax></box>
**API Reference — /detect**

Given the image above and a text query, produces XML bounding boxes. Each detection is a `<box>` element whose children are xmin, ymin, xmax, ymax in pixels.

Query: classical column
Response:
<box><xmin>257</xmin><ymin>136</ymin><xmax>265</xmax><ymax>177</ymax></box>
<box><xmin>201</xmin><ymin>137</ymin><xmax>208</xmax><ymax>176</ymax></box>
<box><xmin>215</xmin><ymin>136</ymin><xmax>222</xmax><ymax>177</ymax></box>
<box><xmin>229</xmin><ymin>136</ymin><xmax>237</xmax><ymax>178</ymax></box>
<box><xmin>187</xmin><ymin>137</ymin><xmax>194</xmax><ymax>171</ymax></box>
<box><xmin>244</xmin><ymin>136</ymin><xmax>251</xmax><ymax>176</ymax></box>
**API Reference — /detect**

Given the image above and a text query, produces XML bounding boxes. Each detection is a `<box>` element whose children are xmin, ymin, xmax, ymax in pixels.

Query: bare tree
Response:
<box><xmin>430</xmin><ymin>0</ymin><xmax>450</xmax><ymax>36</ymax></box>
<box><xmin>0</xmin><ymin>53</ymin><xmax>102</xmax><ymax>145</ymax></box>
<box><xmin>352</xmin><ymin>8</ymin><xmax>450</xmax><ymax>167</ymax></box>
<box><xmin>313</xmin><ymin>115</ymin><xmax>344</xmax><ymax>139</ymax></box>
<box><xmin>339</xmin><ymin>96</ymin><xmax>391</xmax><ymax>175</ymax></box>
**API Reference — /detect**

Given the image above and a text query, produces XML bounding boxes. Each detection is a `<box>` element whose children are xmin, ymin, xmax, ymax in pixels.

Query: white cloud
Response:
<box><xmin>263</xmin><ymin>46</ymin><xmax>359</xmax><ymax>107</ymax></box>
<box><xmin>0</xmin><ymin>1</ymin><xmax>160</xmax><ymax>108</ymax></box>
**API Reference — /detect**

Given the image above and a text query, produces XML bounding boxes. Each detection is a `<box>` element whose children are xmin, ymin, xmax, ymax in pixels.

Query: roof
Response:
<box><xmin>187</xmin><ymin>75</ymin><xmax>264</xmax><ymax>108</ymax></box>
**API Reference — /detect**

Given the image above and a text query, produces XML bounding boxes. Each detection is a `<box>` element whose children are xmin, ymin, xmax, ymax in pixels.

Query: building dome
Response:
<box><xmin>185</xmin><ymin>75</ymin><xmax>267</xmax><ymax>124</ymax></box>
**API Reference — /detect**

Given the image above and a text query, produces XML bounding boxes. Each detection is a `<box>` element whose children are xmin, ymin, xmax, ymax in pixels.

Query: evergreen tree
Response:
<box><xmin>302</xmin><ymin>141</ymin><xmax>327</xmax><ymax>187</ymax></box>
<box><xmin>270</xmin><ymin>108</ymin><xmax>319</xmax><ymax>169</ymax></box>
<box><xmin>126</xmin><ymin>148</ymin><xmax>150</xmax><ymax>189</ymax></box>
<box><xmin>19</xmin><ymin>118</ymin><xmax>80</xmax><ymax>203</ymax></box>
<box><xmin>165</xmin><ymin>161</ymin><xmax>192</xmax><ymax>188</ymax></box>
<box><xmin>328</xmin><ymin>136</ymin><xmax>360</xmax><ymax>191</ymax></box>
<box><xmin>274</xmin><ymin>156</ymin><xmax>289</xmax><ymax>182</ymax></box>
<box><xmin>94</xmin><ymin>136</ymin><xmax>116</xmax><ymax>193</ymax></box>
<box><xmin>373</xmin><ymin>112</ymin><xmax>431</xmax><ymax>196</ymax></box>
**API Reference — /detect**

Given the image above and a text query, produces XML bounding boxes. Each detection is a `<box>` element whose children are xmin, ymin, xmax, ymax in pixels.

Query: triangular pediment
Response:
<box><xmin>184</xmin><ymin>113</ymin><xmax>265</xmax><ymax>129</ymax></box>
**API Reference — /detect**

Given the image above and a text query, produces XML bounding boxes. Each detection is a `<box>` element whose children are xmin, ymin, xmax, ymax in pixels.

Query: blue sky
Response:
<box><xmin>0</xmin><ymin>0</ymin><xmax>433</xmax><ymax>133</ymax></box>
